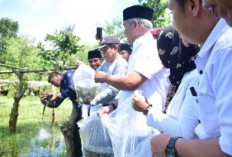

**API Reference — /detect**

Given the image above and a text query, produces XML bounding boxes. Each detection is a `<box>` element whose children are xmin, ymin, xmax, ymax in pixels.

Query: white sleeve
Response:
<box><xmin>133</xmin><ymin>46</ymin><xmax>163</xmax><ymax>79</ymax></box>
<box><xmin>147</xmin><ymin>108</ymin><xmax>183</xmax><ymax>136</ymax></box>
<box><xmin>213</xmin><ymin>48</ymin><xmax>232</xmax><ymax>156</ymax></box>
<box><xmin>175</xmin><ymin>74</ymin><xmax>199</xmax><ymax>138</ymax></box>
<box><xmin>147</xmin><ymin>71</ymin><xmax>199</xmax><ymax>138</ymax></box>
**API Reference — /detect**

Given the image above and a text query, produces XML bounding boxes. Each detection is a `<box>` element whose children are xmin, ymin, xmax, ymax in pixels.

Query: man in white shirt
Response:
<box><xmin>94</xmin><ymin>5</ymin><xmax>167</xmax><ymax>156</ymax></box>
<box><xmin>96</xmin><ymin>5</ymin><xmax>166</xmax><ymax>115</ymax></box>
<box><xmin>150</xmin><ymin>0</ymin><xmax>232</xmax><ymax>156</ymax></box>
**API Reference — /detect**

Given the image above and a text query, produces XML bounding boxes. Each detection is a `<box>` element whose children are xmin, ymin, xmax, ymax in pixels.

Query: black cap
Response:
<box><xmin>119</xmin><ymin>44</ymin><xmax>132</xmax><ymax>54</ymax></box>
<box><xmin>88</xmin><ymin>50</ymin><xmax>102</xmax><ymax>60</ymax></box>
<box><xmin>98</xmin><ymin>36</ymin><xmax>120</xmax><ymax>49</ymax></box>
<box><xmin>123</xmin><ymin>5</ymin><xmax>154</xmax><ymax>21</ymax></box>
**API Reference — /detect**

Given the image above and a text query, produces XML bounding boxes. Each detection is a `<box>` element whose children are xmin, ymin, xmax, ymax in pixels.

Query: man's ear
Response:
<box><xmin>114</xmin><ymin>45</ymin><xmax>119</xmax><ymax>52</ymax></box>
<box><xmin>133</xmin><ymin>20</ymin><xmax>139</xmax><ymax>28</ymax></box>
<box><xmin>188</xmin><ymin>0</ymin><xmax>201</xmax><ymax>17</ymax></box>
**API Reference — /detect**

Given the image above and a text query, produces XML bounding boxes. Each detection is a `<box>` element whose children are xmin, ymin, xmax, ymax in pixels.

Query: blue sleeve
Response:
<box><xmin>46</xmin><ymin>97</ymin><xmax>65</xmax><ymax>108</ymax></box>
<box><xmin>60</xmin><ymin>71</ymin><xmax>75</xmax><ymax>98</ymax></box>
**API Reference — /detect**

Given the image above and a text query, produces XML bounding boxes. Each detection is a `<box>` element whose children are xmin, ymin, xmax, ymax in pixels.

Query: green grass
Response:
<box><xmin>0</xmin><ymin>95</ymin><xmax>73</xmax><ymax>156</ymax></box>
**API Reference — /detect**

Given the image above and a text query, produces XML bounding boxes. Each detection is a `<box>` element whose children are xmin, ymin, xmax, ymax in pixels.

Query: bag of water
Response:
<box><xmin>78</xmin><ymin>114</ymin><xmax>114</xmax><ymax>157</ymax></box>
<box><xmin>73</xmin><ymin>65</ymin><xmax>101</xmax><ymax>107</ymax></box>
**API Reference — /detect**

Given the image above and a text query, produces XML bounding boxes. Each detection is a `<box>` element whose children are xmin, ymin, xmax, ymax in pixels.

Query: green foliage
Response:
<box><xmin>0</xmin><ymin>35</ymin><xmax>46</xmax><ymax>81</ymax></box>
<box><xmin>72</xmin><ymin>44</ymin><xmax>98</xmax><ymax>65</ymax></box>
<box><xmin>0</xmin><ymin>96</ymin><xmax>72</xmax><ymax>156</ymax></box>
<box><xmin>37</xmin><ymin>30</ymin><xmax>85</xmax><ymax>71</ymax></box>
<box><xmin>0</xmin><ymin>17</ymin><xmax>19</xmax><ymax>63</ymax></box>
<box><xmin>103</xmin><ymin>17</ymin><xmax>126</xmax><ymax>41</ymax></box>
<box><xmin>6</xmin><ymin>36</ymin><xmax>40</xmax><ymax>68</ymax></box>
<box><xmin>138</xmin><ymin>0</ymin><xmax>171</xmax><ymax>28</ymax></box>
<box><xmin>39</xmin><ymin>85</ymin><xmax>53</xmax><ymax>94</ymax></box>
<box><xmin>0</xmin><ymin>17</ymin><xmax>18</xmax><ymax>38</ymax></box>
<box><xmin>7</xmin><ymin>84</ymin><xmax>17</xmax><ymax>98</ymax></box>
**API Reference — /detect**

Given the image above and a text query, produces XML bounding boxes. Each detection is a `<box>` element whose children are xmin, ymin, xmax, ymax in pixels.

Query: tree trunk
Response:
<box><xmin>9</xmin><ymin>96</ymin><xmax>20</xmax><ymax>132</ymax></box>
<box><xmin>9</xmin><ymin>72</ymin><xmax>26</xmax><ymax>133</ymax></box>
<box><xmin>61</xmin><ymin>105</ymin><xmax>78</xmax><ymax>157</ymax></box>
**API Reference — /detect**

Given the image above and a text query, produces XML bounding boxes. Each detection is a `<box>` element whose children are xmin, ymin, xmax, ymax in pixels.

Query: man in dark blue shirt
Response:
<box><xmin>41</xmin><ymin>70</ymin><xmax>82</xmax><ymax>157</ymax></box>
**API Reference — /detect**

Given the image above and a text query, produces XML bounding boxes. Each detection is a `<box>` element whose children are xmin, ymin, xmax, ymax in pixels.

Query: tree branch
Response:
<box><xmin>0</xmin><ymin>63</ymin><xmax>25</xmax><ymax>70</ymax></box>
<box><xmin>0</xmin><ymin>63</ymin><xmax>77</xmax><ymax>74</ymax></box>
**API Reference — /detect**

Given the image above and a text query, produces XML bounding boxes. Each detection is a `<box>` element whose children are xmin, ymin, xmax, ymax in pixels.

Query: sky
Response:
<box><xmin>0</xmin><ymin>0</ymin><xmax>139</xmax><ymax>45</ymax></box>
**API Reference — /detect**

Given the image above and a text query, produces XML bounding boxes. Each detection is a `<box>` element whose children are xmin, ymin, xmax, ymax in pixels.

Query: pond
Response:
<box><xmin>0</xmin><ymin>96</ymin><xmax>71</xmax><ymax>157</ymax></box>
<box><xmin>27</xmin><ymin>128</ymin><xmax>65</xmax><ymax>157</ymax></box>
<box><xmin>0</xmin><ymin>128</ymin><xmax>66</xmax><ymax>157</ymax></box>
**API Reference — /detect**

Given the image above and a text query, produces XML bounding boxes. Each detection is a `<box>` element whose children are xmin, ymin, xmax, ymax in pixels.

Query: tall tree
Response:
<box><xmin>0</xmin><ymin>17</ymin><xmax>18</xmax><ymax>38</ymax></box>
<box><xmin>37</xmin><ymin>29</ymin><xmax>85</xmax><ymax>72</ymax></box>
<box><xmin>9</xmin><ymin>71</ymin><xmax>27</xmax><ymax>133</ymax></box>
<box><xmin>2</xmin><ymin>36</ymin><xmax>44</xmax><ymax>80</ymax></box>
<box><xmin>5</xmin><ymin>36</ymin><xmax>38</xmax><ymax>133</ymax></box>
<box><xmin>0</xmin><ymin>35</ymin><xmax>77</xmax><ymax>133</ymax></box>
<box><xmin>0</xmin><ymin>17</ymin><xmax>19</xmax><ymax>63</ymax></box>
<box><xmin>138</xmin><ymin>0</ymin><xmax>171</xmax><ymax>28</ymax></box>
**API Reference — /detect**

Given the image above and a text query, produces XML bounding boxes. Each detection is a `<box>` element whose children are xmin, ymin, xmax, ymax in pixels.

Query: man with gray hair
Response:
<box><xmin>94</xmin><ymin>5</ymin><xmax>167</xmax><ymax>156</ymax></box>
<box><xmin>96</xmin><ymin>5</ymin><xmax>166</xmax><ymax>115</ymax></box>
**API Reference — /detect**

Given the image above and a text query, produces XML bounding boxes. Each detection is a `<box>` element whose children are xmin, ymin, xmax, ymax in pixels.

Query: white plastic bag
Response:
<box><xmin>73</xmin><ymin>65</ymin><xmax>101</xmax><ymax>106</ymax></box>
<box><xmin>81</xmin><ymin>104</ymin><xmax>102</xmax><ymax>119</ymax></box>
<box><xmin>101</xmin><ymin>92</ymin><xmax>159</xmax><ymax>157</ymax></box>
<box><xmin>78</xmin><ymin>114</ymin><xmax>114</xmax><ymax>157</ymax></box>
<box><xmin>77</xmin><ymin>82</ymin><xmax>160</xmax><ymax>157</ymax></box>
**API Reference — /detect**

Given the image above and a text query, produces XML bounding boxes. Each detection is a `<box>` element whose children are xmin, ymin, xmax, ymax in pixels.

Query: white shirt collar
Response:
<box><xmin>198</xmin><ymin>19</ymin><xmax>229</xmax><ymax>58</ymax></box>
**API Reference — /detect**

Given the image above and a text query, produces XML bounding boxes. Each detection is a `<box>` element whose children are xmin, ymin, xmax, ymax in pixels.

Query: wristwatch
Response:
<box><xmin>110</xmin><ymin>103</ymin><xmax>117</xmax><ymax>110</ymax></box>
<box><xmin>165</xmin><ymin>136</ymin><xmax>182</xmax><ymax>157</ymax></box>
<box><xmin>143</xmin><ymin>103</ymin><xmax>152</xmax><ymax>116</ymax></box>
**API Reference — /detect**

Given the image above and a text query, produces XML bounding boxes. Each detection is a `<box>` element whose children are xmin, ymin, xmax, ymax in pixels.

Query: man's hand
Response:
<box><xmin>41</xmin><ymin>93</ymin><xmax>48</xmax><ymax>99</ymax></box>
<box><xmin>50</xmin><ymin>93</ymin><xmax>58</xmax><ymax>102</ymax></box>
<box><xmin>95</xmin><ymin>71</ymin><xmax>108</xmax><ymax>83</ymax></box>
<box><xmin>40</xmin><ymin>93</ymin><xmax>47</xmax><ymax>105</ymax></box>
<box><xmin>132</xmin><ymin>93</ymin><xmax>149</xmax><ymax>112</ymax></box>
<box><xmin>97</xmin><ymin>105</ymin><xmax>114</xmax><ymax>117</ymax></box>
<box><xmin>150</xmin><ymin>133</ymin><xmax>172</xmax><ymax>157</ymax></box>
<box><xmin>40</xmin><ymin>93</ymin><xmax>55</xmax><ymax>104</ymax></box>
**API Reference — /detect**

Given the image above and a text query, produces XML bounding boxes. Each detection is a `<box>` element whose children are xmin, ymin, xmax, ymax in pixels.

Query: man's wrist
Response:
<box><xmin>174</xmin><ymin>136</ymin><xmax>184</xmax><ymax>156</ymax></box>
<box><xmin>110</xmin><ymin>103</ymin><xmax>117</xmax><ymax>110</ymax></box>
<box><xmin>165</xmin><ymin>136</ymin><xmax>182</xmax><ymax>156</ymax></box>
<box><xmin>143</xmin><ymin>103</ymin><xmax>152</xmax><ymax>116</ymax></box>
<box><xmin>104</xmin><ymin>74</ymin><xmax>110</xmax><ymax>83</ymax></box>
<box><xmin>108</xmin><ymin>105</ymin><xmax>114</xmax><ymax>113</ymax></box>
